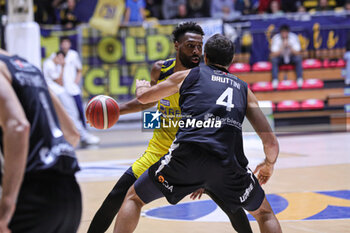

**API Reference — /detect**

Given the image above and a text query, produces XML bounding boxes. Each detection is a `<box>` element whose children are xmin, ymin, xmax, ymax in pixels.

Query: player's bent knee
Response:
<box><xmin>249</xmin><ymin>197</ymin><xmax>274</xmax><ymax>221</ymax></box>
<box><xmin>125</xmin><ymin>186</ymin><xmax>146</xmax><ymax>208</ymax></box>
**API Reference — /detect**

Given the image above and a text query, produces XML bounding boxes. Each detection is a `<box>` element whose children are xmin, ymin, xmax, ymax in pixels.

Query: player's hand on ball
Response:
<box><xmin>253</xmin><ymin>160</ymin><xmax>274</xmax><ymax>185</ymax></box>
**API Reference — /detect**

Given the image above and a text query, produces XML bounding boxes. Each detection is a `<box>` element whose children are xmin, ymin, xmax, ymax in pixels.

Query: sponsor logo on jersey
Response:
<box><xmin>160</xmin><ymin>99</ymin><xmax>170</xmax><ymax>106</ymax></box>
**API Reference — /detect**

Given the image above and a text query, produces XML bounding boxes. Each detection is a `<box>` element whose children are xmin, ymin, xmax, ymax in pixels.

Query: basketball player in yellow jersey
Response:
<box><xmin>88</xmin><ymin>22</ymin><xmax>253</xmax><ymax>233</ymax></box>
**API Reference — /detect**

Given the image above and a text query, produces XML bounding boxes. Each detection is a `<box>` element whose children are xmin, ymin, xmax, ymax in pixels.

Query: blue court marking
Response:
<box><xmin>303</xmin><ymin>190</ymin><xmax>350</xmax><ymax>220</ymax></box>
<box><xmin>316</xmin><ymin>190</ymin><xmax>350</xmax><ymax>200</ymax></box>
<box><xmin>305</xmin><ymin>205</ymin><xmax>350</xmax><ymax>220</ymax></box>
<box><xmin>146</xmin><ymin>200</ymin><xmax>217</xmax><ymax>221</ymax></box>
<box><xmin>145</xmin><ymin>194</ymin><xmax>288</xmax><ymax>221</ymax></box>
<box><xmin>144</xmin><ymin>191</ymin><xmax>350</xmax><ymax>222</ymax></box>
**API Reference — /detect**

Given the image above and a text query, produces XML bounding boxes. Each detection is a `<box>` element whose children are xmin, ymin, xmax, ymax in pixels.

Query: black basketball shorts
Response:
<box><xmin>9</xmin><ymin>171</ymin><xmax>82</xmax><ymax>233</ymax></box>
<box><xmin>144</xmin><ymin>142</ymin><xmax>265</xmax><ymax>212</ymax></box>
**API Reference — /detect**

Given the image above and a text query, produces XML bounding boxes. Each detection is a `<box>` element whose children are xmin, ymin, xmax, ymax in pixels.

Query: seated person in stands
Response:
<box><xmin>309</xmin><ymin>0</ymin><xmax>333</xmax><ymax>12</ymax></box>
<box><xmin>270</xmin><ymin>24</ymin><xmax>303</xmax><ymax>88</ymax></box>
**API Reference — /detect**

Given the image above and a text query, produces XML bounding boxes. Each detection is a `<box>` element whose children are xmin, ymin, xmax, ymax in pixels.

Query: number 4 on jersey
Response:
<box><xmin>216</xmin><ymin>87</ymin><xmax>234</xmax><ymax>111</ymax></box>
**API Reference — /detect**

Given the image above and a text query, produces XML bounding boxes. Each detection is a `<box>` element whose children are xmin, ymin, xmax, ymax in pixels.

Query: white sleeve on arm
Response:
<box><xmin>72</xmin><ymin>51</ymin><xmax>82</xmax><ymax>70</ymax></box>
<box><xmin>44</xmin><ymin>61</ymin><xmax>60</xmax><ymax>80</ymax></box>
<box><xmin>271</xmin><ymin>35</ymin><xmax>281</xmax><ymax>53</ymax></box>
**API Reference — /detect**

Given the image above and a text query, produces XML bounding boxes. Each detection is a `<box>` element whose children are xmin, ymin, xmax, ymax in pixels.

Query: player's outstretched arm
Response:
<box><xmin>246</xmin><ymin>89</ymin><xmax>279</xmax><ymax>185</ymax></box>
<box><xmin>119</xmin><ymin>61</ymin><xmax>163</xmax><ymax>115</ymax></box>
<box><xmin>136</xmin><ymin>69</ymin><xmax>191</xmax><ymax>104</ymax></box>
<box><xmin>49</xmin><ymin>89</ymin><xmax>80</xmax><ymax>147</ymax></box>
<box><xmin>0</xmin><ymin>63</ymin><xmax>30</xmax><ymax>231</ymax></box>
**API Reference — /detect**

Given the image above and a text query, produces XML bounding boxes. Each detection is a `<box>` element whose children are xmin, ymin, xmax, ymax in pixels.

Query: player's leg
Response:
<box><xmin>87</xmin><ymin>167</ymin><xmax>136</xmax><ymax>233</ymax></box>
<box><xmin>248</xmin><ymin>197</ymin><xmax>282</xmax><ymax>233</ymax></box>
<box><xmin>88</xmin><ymin>152</ymin><xmax>161</xmax><ymax>233</ymax></box>
<box><xmin>114</xmin><ymin>170</ymin><xmax>164</xmax><ymax>233</ymax></box>
<box><xmin>205</xmin><ymin>190</ymin><xmax>253</xmax><ymax>233</ymax></box>
<box><xmin>72</xmin><ymin>94</ymin><xmax>87</xmax><ymax>128</ymax></box>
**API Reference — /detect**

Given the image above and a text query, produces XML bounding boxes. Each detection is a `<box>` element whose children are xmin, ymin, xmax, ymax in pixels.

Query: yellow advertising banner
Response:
<box><xmin>89</xmin><ymin>0</ymin><xmax>125</xmax><ymax>35</ymax></box>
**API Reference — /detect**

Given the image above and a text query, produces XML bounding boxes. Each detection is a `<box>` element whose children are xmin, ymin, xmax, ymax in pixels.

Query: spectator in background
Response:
<box><xmin>59</xmin><ymin>0</ymin><xmax>80</xmax><ymax>28</ymax></box>
<box><xmin>124</xmin><ymin>0</ymin><xmax>146</xmax><ymax>23</ymax></box>
<box><xmin>146</xmin><ymin>0</ymin><xmax>162</xmax><ymax>19</ymax></box>
<box><xmin>211</xmin><ymin>0</ymin><xmax>241</xmax><ymax>21</ymax></box>
<box><xmin>187</xmin><ymin>0</ymin><xmax>211</xmax><ymax>18</ymax></box>
<box><xmin>336</xmin><ymin>0</ymin><xmax>350</xmax><ymax>10</ymax></box>
<box><xmin>269</xmin><ymin>0</ymin><xmax>283</xmax><ymax>15</ymax></box>
<box><xmin>34</xmin><ymin>0</ymin><xmax>57</xmax><ymax>24</ymax></box>
<box><xmin>162</xmin><ymin>0</ymin><xmax>187</xmax><ymax>20</ymax></box>
<box><xmin>259</xmin><ymin>0</ymin><xmax>276</xmax><ymax>13</ymax></box>
<box><xmin>270</xmin><ymin>24</ymin><xmax>303</xmax><ymax>88</ymax></box>
<box><xmin>237</xmin><ymin>0</ymin><xmax>259</xmax><ymax>15</ymax></box>
<box><xmin>297</xmin><ymin>3</ymin><xmax>307</xmax><ymax>12</ymax></box>
<box><xmin>0</xmin><ymin>0</ymin><xmax>5</xmax><ymax>14</ymax></box>
<box><xmin>281</xmin><ymin>0</ymin><xmax>298</xmax><ymax>12</ymax></box>
<box><xmin>60</xmin><ymin>37</ymin><xmax>100</xmax><ymax>146</ymax></box>
<box><xmin>345</xmin><ymin>0</ymin><xmax>350</xmax><ymax>9</ymax></box>
<box><xmin>311</xmin><ymin>0</ymin><xmax>333</xmax><ymax>12</ymax></box>
<box><xmin>43</xmin><ymin>51</ymin><xmax>99</xmax><ymax>146</ymax></box>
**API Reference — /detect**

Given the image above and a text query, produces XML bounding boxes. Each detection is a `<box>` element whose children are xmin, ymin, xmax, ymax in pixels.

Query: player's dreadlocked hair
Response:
<box><xmin>172</xmin><ymin>22</ymin><xmax>205</xmax><ymax>43</ymax></box>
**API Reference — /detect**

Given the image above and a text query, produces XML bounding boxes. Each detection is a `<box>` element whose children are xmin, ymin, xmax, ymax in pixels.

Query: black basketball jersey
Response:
<box><xmin>0</xmin><ymin>54</ymin><xmax>79</xmax><ymax>175</ymax></box>
<box><xmin>175</xmin><ymin>64</ymin><xmax>249</xmax><ymax>169</ymax></box>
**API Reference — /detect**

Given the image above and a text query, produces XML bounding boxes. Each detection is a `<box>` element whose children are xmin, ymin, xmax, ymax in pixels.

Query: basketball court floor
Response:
<box><xmin>76</xmin><ymin>129</ymin><xmax>350</xmax><ymax>233</ymax></box>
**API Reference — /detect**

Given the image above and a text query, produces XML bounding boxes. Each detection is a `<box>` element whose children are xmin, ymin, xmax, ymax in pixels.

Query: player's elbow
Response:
<box><xmin>20</xmin><ymin>120</ymin><xmax>31</xmax><ymax>137</ymax></box>
<box><xmin>6</xmin><ymin>118</ymin><xmax>31</xmax><ymax>138</ymax></box>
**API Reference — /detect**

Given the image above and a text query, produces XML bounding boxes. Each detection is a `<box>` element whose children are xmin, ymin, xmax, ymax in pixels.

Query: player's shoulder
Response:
<box><xmin>161</xmin><ymin>58</ymin><xmax>176</xmax><ymax>69</ymax></box>
<box><xmin>151</xmin><ymin>60</ymin><xmax>164</xmax><ymax>72</ymax></box>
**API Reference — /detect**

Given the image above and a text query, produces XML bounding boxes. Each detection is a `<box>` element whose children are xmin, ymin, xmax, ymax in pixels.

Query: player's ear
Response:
<box><xmin>204</xmin><ymin>53</ymin><xmax>208</xmax><ymax>64</ymax></box>
<box><xmin>174</xmin><ymin>41</ymin><xmax>179</xmax><ymax>51</ymax></box>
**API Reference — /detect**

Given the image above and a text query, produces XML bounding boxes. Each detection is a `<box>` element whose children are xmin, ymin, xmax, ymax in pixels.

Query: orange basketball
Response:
<box><xmin>85</xmin><ymin>95</ymin><xmax>120</xmax><ymax>129</ymax></box>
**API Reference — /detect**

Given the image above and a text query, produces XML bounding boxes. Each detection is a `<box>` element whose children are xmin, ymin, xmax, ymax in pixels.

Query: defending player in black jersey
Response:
<box><xmin>114</xmin><ymin>34</ymin><xmax>282</xmax><ymax>233</ymax></box>
<box><xmin>0</xmin><ymin>49</ymin><xmax>82</xmax><ymax>233</ymax></box>
<box><xmin>88</xmin><ymin>22</ymin><xmax>252</xmax><ymax>233</ymax></box>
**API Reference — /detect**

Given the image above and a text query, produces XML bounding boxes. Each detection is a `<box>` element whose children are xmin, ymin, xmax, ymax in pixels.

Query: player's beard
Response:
<box><xmin>178</xmin><ymin>49</ymin><xmax>201</xmax><ymax>69</ymax></box>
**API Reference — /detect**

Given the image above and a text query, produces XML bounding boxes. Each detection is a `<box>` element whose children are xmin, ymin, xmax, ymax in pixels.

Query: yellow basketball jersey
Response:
<box><xmin>145</xmin><ymin>58</ymin><xmax>180</xmax><ymax>156</ymax></box>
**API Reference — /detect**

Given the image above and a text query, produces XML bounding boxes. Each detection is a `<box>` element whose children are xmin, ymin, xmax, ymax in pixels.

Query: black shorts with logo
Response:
<box><xmin>147</xmin><ymin>143</ymin><xmax>265</xmax><ymax>212</ymax></box>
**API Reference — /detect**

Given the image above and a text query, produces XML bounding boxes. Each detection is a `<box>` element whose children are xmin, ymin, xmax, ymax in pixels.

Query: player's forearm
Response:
<box><xmin>136</xmin><ymin>86</ymin><xmax>152</xmax><ymax>104</ymax></box>
<box><xmin>262</xmin><ymin>134</ymin><xmax>279</xmax><ymax>165</ymax></box>
<box><xmin>0</xmin><ymin>118</ymin><xmax>30</xmax><ymax>221</ymax></box>
<box><xmin>119</xmin><ymin>98</ymin><xmax>157</xmax><ymax>115</ymax></box>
